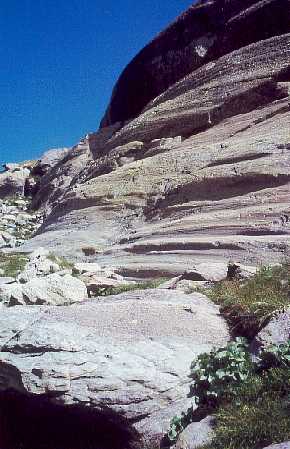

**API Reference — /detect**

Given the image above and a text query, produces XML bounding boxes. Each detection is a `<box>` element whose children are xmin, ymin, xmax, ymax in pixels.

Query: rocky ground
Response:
<box><xmin>0</xmin><ymin>197</ymin><xmax>43</xmax><ymax>250</ymax></box>
<box><xmin>0</xmin><ymin>0</ymin><xmax>290</xmax><ymax>448</ymax></box>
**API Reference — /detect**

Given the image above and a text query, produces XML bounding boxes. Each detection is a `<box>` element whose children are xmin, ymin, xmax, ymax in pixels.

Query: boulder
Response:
<box><xmin>159</xmin><ymin>263</ymin><xmax>229</xmax><ymax>289</ymax></box>
<box><xmin>0</xmin><ymin>289</ymin><xmax>229</xmax><ymax>446</ymax></box>
<box><xmin>73</xmin><ymin>262</ymin><xmax>102</xmax><ymax>275</ymax></box>
<box><xmin>83</xmin><ymin>275</ymin><xmax>130</xmax><ymax>297</ymax></box>
<box><xmin>251</xmin><ymin>310</ymin><xmax>290</xmax><ymax>355</ymax></box>
<box><xmin>175</xmin><ymin>416</ymin><xmax>216</xmax><ymax>449</ymax></box>
<box><xmin>160</xmin><ymin>278</ymin><xmax>208</xmax><ymax>294</ymax></box>
<box><xmin>227</xmin><ymin>263</ymin><xmax>258</xmax><ymax>280</ymax></box>
<box><xmin>32</xmin><ymin>148</ymin><xmax>70</xmax><ymax>176</ymax></box>
<box><xmin>0</xmin><ymin>167</ymin><xmax>30</xmax><ymax>198</ymax></box>
<box><xmin>0</xmin><ymin>274</ymin><xmax>88</xmax><ymax>306</ymax></box>
<box><xmin>0</xmin><ymin>283</ymin><xmax>23</xmax><ymax>305</ymax></box>
<box><xmin>30</xmin><ymin>140</ymin><xmax>91</xmax><ymax>213</ymax></box>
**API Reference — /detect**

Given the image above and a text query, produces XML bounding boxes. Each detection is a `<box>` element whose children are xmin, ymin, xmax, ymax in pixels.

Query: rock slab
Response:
<box><xmin>0</xmin><ymin>289</ymin><xmax>229</xmax><ymax>445</ymax></box>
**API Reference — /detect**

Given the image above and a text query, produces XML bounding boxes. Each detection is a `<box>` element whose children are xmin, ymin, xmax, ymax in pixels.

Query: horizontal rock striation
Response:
<box><xmin>24</xmin><ymin>32</ymin><xmax>290</xmax><ymax>274</ymax></box>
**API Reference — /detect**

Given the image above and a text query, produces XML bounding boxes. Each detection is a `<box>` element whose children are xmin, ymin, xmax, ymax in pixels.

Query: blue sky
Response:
<box><xmin>0</xmin><ymin>0</ymin><xmax>194</xmax><ymax>165</ymax></box>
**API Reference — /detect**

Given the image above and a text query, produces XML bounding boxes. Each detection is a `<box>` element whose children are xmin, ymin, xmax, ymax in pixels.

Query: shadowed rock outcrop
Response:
<box><xmin>0</xmin><ymin>390</ymin><xmax>139</xmax><ymax>449</ymax></box>
<box><xmin>101</xmin><ymin>0</ymin><xmax>290</xmax><ymax>127</ymax></box>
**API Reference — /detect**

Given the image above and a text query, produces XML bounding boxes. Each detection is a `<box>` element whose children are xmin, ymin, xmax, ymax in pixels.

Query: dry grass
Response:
<box><xmin>206</xmin><ymin>264</ymin><xmax>290</xmax><ymax>338</ymax></box>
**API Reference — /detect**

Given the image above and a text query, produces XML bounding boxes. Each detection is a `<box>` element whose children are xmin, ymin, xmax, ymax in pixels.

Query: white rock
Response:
<box><xmin>73</xmin><ymin>262</ymin><xmax>102</xmax><ymax>275</ymax></box>
<box><xmin>0</xmin><ymin>277</ymin><xmax>15</xmax><ymax>285</ymax></box>
<box><xmin>175</xmin><ymin>416</ymin><xmax>215</xmax><ymax>449</ymax></box>
<box><xmin>0</xmin><ymin>283</ymin><xmax>23</xmax><ymax>306</ymax></box>
<box><xmin>3</xmin><ymin>163</ymin><xmax>21</xmax><ymax>172</ymax></box>
<box><xmin>29</xmin><ymin>247</ymin><xmax>50</xmax><ymax>259</ymax></box>
<box><xmin>20</xmin><ymin>273</ymin><xmax>88</xmax><ymax>306</ymax></box>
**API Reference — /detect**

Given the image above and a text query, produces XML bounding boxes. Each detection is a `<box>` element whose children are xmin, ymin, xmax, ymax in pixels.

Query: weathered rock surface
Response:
<box><xmin>20</xmin><ymin>18</ymin><xmax>290</xmax><ymax>276</ymax></box>
<box><xmin>0</xmin><ymin>2</ymin><xmax>289</xmax><ymax>447</ymax></box>
<box><xmin>0</xmin><ymin>273</ymin><xmax>88</xmax><ymax>306</ymax></box>
<box><xmin>0</xmin><ymin>289</ymin><xmax>229</xmax><ymax>444</ymax></box>
<box><xmin>251</xmin><ymin>309</ymin><xmax>290</xmax><ymax>354</ymax></box>
<box><xmin>175</xmin><ymin>416</ymin><xmax>216</xmax><ymax>449</ymax></box>
<box><xmin>0</xmin><ymin>165</ymin><xmax>30</xmax><ymax>198</ymax></box>
<box><xmin>30</xmin><ymin>139</ymin><xmax>91</xmax><ymax>214</ymax></box>
<box><xmin>101</xmin><ymin>0</ymin><xmax>290</xmax><ymax>127</ymax></box>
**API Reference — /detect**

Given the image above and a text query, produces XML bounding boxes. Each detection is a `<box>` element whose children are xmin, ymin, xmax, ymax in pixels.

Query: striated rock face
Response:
<box><xmin>30</xmin><ymin>139</ymin><xmax>92</xmax><ymax>215</ymax></box>
<box><xmin>101</xmin><ymin>0</ymin><xmax>290</xmax><ymax>127</ymax></box>
<box><xmin>24</xmin><ymin>33</ymin><xmax>290</xmax><ymax>274</ymax></box>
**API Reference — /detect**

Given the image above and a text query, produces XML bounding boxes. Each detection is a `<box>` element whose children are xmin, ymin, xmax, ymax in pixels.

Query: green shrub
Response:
<box><xmin>167</xmin><ymin>338</ymin><xmax>252</xmax><ymax>444</ymax></box>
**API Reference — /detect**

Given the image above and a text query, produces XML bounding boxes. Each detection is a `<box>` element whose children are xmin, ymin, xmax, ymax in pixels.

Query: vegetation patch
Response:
<box><xmin>47</xmin><ymin>253</ymin><xmax>74</xmax><ymax>270</ymax></box>
<box><xmin>206</xmin><ymin>264</ymin><xmax>290</xmax><ymax>338</ymax></box>
<box><xmin>90</xmin><ymin>278</ymin><xmax>167</xmax><ymax>297</ymax></box>
<box><xmin>167</xmin><ymin>339</ymin><xmax>290</xmax><ymax>449</ymax></box>
<box><xmin>202</xmin><ymin>367</ymin><xmax>290</xmax><ymax>449</ymax></box>
<box><xmin>0</xmin><ymin>252</ymin><xmax>29</xmax><ymax>277</ymax></box>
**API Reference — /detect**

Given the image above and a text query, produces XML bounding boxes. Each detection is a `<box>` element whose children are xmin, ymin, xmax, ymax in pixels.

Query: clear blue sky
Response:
<box><xmin>0</xmin><ymin>0</ymin><xmax>194</xmax><ymax>165</ymax></box>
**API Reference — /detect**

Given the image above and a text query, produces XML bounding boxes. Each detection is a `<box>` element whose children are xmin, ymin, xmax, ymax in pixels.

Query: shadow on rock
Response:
<box><xmin>0</xmin><ymin>389</ymin><xmax>140</xmax><ymax>449</ymax></box>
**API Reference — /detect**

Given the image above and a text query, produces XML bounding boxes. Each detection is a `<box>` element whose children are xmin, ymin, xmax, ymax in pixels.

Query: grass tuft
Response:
<box><xmin>206</xmin><ymin>264</ymin><xmax>290</xmax><ymax>338</ymax></box>
<box><xmin>203</xmin><ymin>368</ymin><xmax>290</xmax><ymax>449</ymax></box>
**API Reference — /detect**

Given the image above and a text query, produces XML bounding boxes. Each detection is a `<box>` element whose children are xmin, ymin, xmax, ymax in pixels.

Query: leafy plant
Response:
<box><xmin>167</xmin><ymin>408</ymin><xmax>194</xmax><ymax>442</ymax></box>
<box><xmin>190</xmin><ymin>338</ymin><xmax>252</xmax><ymax>408</ymax></box>
<box><xmin>259</xmin><ymin>341</ymin><xmax>290</xmax><ymax>370</ymax></box>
